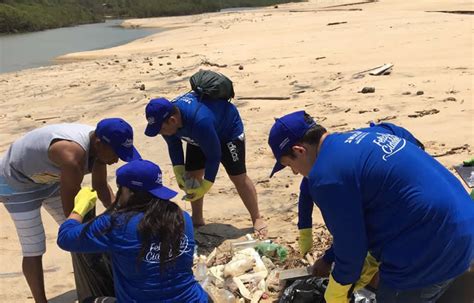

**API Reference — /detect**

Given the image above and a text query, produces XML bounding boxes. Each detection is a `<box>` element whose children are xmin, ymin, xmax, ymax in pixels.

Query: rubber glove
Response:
<box><xmin>298</xmin><ymin>228</ymin><xmax>313</xmax><ymax>256</ymax></box>
<box><xmin>354</xmin><ymin>253</ymin><xmax>380</xmax><ymax>290</ymax></box>
<box><xmin>173</xmin><ymin>165</ymin><xmax>186</xmax><ymax>190</ymax></box>
<box><xmin>73</xmin><ymin>187</ymin><xmax>97</xmax><ymax>217</ymax></box>
<box><xmin>184</xmin><ymin>179</ymin><xmax>213</xmax><ymax>202</ymax></box>
<box><xmin>324</xmin><ymin>274</ymin><xmax>352</xmax><ymax>303</ymax></box>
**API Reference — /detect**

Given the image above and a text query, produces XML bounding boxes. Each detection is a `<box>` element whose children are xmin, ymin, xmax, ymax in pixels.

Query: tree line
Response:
<box><xmin>0</xmin><ymin>0</ymin><xmax>301</xmax><ymax>33</ymax></box>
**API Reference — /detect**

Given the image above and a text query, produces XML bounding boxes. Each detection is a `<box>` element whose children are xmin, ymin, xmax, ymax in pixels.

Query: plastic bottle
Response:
<box><xmin>195</xmin><ymin>255</ymin><xmax>207</xmax><ymax>282</ymax></box>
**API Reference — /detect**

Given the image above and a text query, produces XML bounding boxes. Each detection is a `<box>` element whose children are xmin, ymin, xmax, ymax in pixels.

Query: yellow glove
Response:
<box><xmin>298</xmin><ymin>228</ymin><xmax>313</xmax><ymax>256</ymax></box>
<box><xmin>354</xmin><ymin>253</ymin><xmax>380</xmax><ymax>291</ymax></box>
<box><xmin>173</xmin><ymin>165</ymin><xmax>186</xmax><ymax>190</ymax></box>
<box><xmin>324</xmin><ymin>274</ymin><xmax>352</xmax><ymax>303</ymax></box>
<box><xmin>73</xmin><ymin>187</ymin><xmax>97</xmax><ymax>217</ymax></box>
<box><xmin>184</xmin><ymin>179</ymin><xmax>213</xmax><ymax>202</ymax></box>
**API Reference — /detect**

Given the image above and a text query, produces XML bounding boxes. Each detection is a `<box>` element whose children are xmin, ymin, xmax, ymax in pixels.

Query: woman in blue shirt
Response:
<box><xmin>57</xmin><ymin>159</ymin><xmax>208</xmax><ymax>303</ymax></box>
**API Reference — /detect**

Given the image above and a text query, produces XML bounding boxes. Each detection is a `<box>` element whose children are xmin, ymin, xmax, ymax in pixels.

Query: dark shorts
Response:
<box><xmin>185</xmin><ymin>136</ymin><xmax>246</xmax><ymax>176</ymax></box>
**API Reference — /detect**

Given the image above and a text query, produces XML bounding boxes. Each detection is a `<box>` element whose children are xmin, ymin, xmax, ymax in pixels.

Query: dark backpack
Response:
<box><xmin>189</xmin><ymin>69</ymin><xmax>235</xmax><ymax>101</ymax></box>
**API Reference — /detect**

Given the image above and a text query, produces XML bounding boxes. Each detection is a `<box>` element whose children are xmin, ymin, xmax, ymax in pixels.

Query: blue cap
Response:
<box><xmin>116</xmin><ymin>159</ymin><xmax>177</xmax><ymax>200</ymax></box>
<box><xmin>144</xmin><ymin>98</ymin><xmax>174</xmax><ymax>137</ymax></box>
<box><xmin>268</xmin><ymin>111</ymin><xmax>315</xmax><ymax>177</ymax></box>
<box><xmin>96</xmin><ymin>118</ymin><xmax>141</xmax><ymax>162</ymax></box>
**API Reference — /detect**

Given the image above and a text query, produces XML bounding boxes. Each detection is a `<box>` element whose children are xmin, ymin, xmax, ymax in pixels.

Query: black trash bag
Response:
<box><xmin>279</xmin><ymin>277</ymin><xmax>328</xmax><ymax>303</ymax></box>
<box><xmin>190</xmin><ymin>69</ymin><xmax>235</xmax><ymax>101</ymax></box>
<box><xmin>279</xmin><ymin>276</ymin><xmax>377</xmax><ymax>303</ymax></box>
<box><xmin>71</xmin><ymin>210</ymin><xmax>115</xmax><ymax>303</ymax></box>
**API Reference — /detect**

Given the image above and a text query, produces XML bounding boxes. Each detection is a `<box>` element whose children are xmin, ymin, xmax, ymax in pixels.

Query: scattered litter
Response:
<box><xmin>432</xmin><ymin>144</ymin><xmax>469</xmax><ymax>158</ymax></box>
<box><xmin>315</xmin><ymin>56</ymin><xmax>326</xmax><ymax>60</ymax></box>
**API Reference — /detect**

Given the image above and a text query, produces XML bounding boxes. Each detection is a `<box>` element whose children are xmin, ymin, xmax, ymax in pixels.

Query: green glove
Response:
<box><xmin>354</xmin><ymin>253</ymin><xmax>380</xmax><ymax>290</ymax></box>
<box><xmin>73</xmin><ymin>187</ymin><xmax>97</xmax><ymax>217</ymax></box>
<box><xmin>298</xmin><ymin>228</ymin><xmax>313</xmax><ymax>256</ymax></box>
<box><xmin>184</xmin><ymin>179</ymin><xmax>213</xmax><ymax>202</ymax></box>
<box><xmin>173</xmin><ymin>165</ymin><xmax>186</xmax><ymax>190</ymax></box>
<box><xmin>324</xmin><ymin>274</ymin><xmax>351</xmax><ymax>303</ymax></box>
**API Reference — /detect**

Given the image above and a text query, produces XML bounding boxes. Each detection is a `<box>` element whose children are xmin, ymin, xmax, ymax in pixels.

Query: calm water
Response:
<box><xmin>0</xmin><ymin>19</ymin><xmax>161</xmax><ymax>74</ymax></box>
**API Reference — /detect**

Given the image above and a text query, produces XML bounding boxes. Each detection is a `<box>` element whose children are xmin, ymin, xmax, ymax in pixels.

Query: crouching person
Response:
<box><xmin>57</xmin><ymin>159</ymin><xmax>208</xmax><ymax>303</ymax></box>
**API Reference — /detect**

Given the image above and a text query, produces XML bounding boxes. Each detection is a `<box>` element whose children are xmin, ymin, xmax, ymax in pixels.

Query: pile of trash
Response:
<box><xmin>194</xmin><ymin>237</ymin><xmax>288</xmax><ymax>302</ymax></box>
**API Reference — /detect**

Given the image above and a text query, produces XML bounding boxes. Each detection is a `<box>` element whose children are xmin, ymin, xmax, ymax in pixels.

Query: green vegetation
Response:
<box><xmin>0</xmin><ymin>0</ymin><xmax>302</xmax><ymax>34</ymax></box>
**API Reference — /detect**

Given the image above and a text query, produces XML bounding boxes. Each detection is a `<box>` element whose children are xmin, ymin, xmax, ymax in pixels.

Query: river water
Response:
<box><xmin>0</xmin><ymin>19</ymin><xmax>161</xmax><ymax>74</ymax></box>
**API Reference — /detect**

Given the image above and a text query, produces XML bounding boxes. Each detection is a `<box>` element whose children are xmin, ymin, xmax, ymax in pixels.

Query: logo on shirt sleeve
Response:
<box><xmin>373</xmin><ymin>133</ymin><xmax>406</xmax><ymax>161</ymax></box>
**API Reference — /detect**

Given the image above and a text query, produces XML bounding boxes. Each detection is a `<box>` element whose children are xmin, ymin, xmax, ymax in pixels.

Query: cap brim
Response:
<box><xmin>144</xmin><ymin>124</ymin><xmax>161</xmax><ymax>137</ymax></box>
<box><xmin>150</xmin><ymin>186</ymin><xmax>178</xmax><ymax>200</ymax></box>
<box><xmin>116</xmin><ymin>146</ymin><xmax>141</xmax><ymax>162</ymax></box>
<box><xmin>270</xmin><ymin>162</ymin><xmax>285</xmax><ymax>178</ymax></box>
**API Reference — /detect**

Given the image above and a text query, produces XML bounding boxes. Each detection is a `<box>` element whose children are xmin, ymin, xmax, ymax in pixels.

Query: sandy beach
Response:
<box><xmin>0</xmin><ymin>0</ymin><xmax>472</xmax><ymax>301</ymax></box>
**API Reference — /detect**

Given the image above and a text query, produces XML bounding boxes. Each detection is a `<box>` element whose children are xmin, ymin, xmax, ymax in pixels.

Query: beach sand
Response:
<box><xmin>0</xmin><ymin>0</ymin><xmax>472</xmax><ymax>301</ymax></box>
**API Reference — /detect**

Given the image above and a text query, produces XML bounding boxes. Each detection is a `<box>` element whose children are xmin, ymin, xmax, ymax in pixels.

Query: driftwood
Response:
<box><xmin>323</xmin><ymin>0</ymin><xmax>378</xmax><ymax>8</ymax></box>
<box><xmin>327</xmin><ymin>21</ymin><xmax>348</xmax><ymax>26</ymax></box>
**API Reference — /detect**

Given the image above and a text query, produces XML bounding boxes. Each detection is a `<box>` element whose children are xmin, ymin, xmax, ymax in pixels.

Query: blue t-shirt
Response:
<box><xmin>57</xmin><ymin>211</ymin><xmax>208</xmax><ymax>303</ymax></box>
<box><xmin>163</xmin><ymin>92</ymin><xmax>244</xmax><ymax>182</ymax></box>
<box><xmin>305</xmin><ymin>126</ymin><xmax>474</xmax><ymax>290</ymax></box>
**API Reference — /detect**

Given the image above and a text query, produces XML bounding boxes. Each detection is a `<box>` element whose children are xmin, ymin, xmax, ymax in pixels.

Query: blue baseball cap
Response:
<box><xmin>144</xmin><ymin>98</ymin><xmax>174</xmax><ymax>137</ymax></box>
<box><xmin>116</xmin><ymin>159</ymin><xmax>177</xmax><ymax>200</ymax></box>
<box><xmin>268</xmin><ymin>111</ymin><xmax>315</xmax><ymax>177</ymax></box>
<box><xmin>96</xmin><ymin>118</ymin><xmax>141</xmax><ymax>162</ymax></box>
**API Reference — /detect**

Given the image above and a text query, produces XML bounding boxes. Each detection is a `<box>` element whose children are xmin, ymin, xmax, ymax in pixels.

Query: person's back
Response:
<box><xmin>106</xmin><ymin>211</ymin><xmax>204</xmax><ymax>302</ymax></box>
<box><xmin>58</xmin><ymin>159</ymin><xmax>208</xmax><ymax>303</ymax></box>
<box><xmin>173</xmin><ymin>92</ymin><xmax>243</xmax><ymax>143</ymax></box>
<box><xmin>310</xmin><ymin>129</ymin><xmax>474</xmax><ymax>289</ymax></box>
<box><xmin>1</xmin><ymin>123</ymin><xmax>93</xmax><ymax>189</ymax></box>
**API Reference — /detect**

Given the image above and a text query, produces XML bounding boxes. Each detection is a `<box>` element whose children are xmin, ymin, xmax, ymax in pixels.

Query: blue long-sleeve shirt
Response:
<box><xmin>297</xmin><ymin>123</ymin><xmax>424</xmax><ymax>232</ymax></box>
<box><xmin>163</xmin><ymin>92</ymin><xmax>244</xmax><ymax>182</ymax></box>
<box><xmin>57</xmin><ymin>211</ymin><xmax>208</xmax><ymax>303</ymax></box>
<box><xmin>305</xmin><ymin>126</ymin><xmax>474</xmax><ymax>290</ymax></box>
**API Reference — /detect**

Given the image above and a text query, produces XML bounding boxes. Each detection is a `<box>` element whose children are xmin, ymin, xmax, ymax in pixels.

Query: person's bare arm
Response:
<box><xmin>48</xmin><ymin>140</ymin><xmax>86</xmax><ymax>217</ymax></box>
<box><xmin>91</xmin><ymin>162</ymin><xmax>114</xmax><ymax>207</ymax></box>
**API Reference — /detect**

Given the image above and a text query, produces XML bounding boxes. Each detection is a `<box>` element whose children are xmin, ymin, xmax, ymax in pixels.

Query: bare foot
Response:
<box><xmin>253</xmin><ymin>217</ymin><xmax>268</xmax><ymax>239</ymax></box>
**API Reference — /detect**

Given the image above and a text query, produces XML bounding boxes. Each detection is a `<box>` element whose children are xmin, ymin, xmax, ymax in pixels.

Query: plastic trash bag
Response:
<box><xmin>279</xmin><ymin>277</ymin><xmax>377</xmax><ymax>303</ymax></box>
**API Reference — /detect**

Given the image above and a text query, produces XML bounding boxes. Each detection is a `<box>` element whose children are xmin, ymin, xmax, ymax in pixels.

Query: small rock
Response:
<box><xmin>139</xmin><ymin>84</ymin><xmax>145</xmax><ymax>91</ymax></box>
<box><xmin>114</xmin><ymin>60</ymin><xmax>119</xmax><ymax>63</ymax></box>
<box><xmin>159</xmin><ymin>63</ymin><xmax>163</xmax><ymax>66</ymax></box>
<box><xmin>360</xmin><ymin>87</ymin><xmax>375</xmax><ymax>94</ymax></box>
<box><xmin>238</xmin><ymin>65</ymin><xmax>244</xmax><ymax>70</ymax></box>
<box><xmin>127</xmin><ymin>58</ymin><xmax>132</xmax><ymax>62</ymax></box>
<box><xmin>402</xmin><ymin>91</ymin><xmax>411</xmax><ymax>95</ymax></box>
<box><xmin>167</xmin><ymin>62</ymin><xmax>172</xmax><ymax>65</ymax></box>
<box><xmin>149</xmin><ymin>62</ymin><xmax>153</xmax><ymax>66</ymax></box>
<box><xmin>274</xmin><ymin>5</ymin><xmax>279</xmax><ymax>8</ymax></box>
<box><xmin>176</xmin><ymin>55</ymin><xmax>181</xmax><ymax>59</ymax></box>
<box><xmin>24</xmin><ymin>114</ymin><xmax>32</xmax><ymax>118</ymax></box>
<box><xmin>373</xmin><ymin>108</ymin><xmax>380</xmax><ymax>112</ymax></box>
<box><xmin>254</xmin><ymin>80</ymin><xmax>259</xmax><ymax>84</ymax></box>
<box><xmin>416</xmin><ymin>90</ymin><xmax>424</xmax><ymax>95</ymax></box>
<box><xmin>177</xmin><ymin>71</ymin><xmax>183</xmax><ymax>76</ymax></box>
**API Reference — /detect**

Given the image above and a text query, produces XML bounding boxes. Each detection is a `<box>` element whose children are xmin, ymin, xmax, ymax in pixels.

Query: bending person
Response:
<box><xmin>0</xmin><ymin>118</ymin><xmax>140</xmax><ymax>302</ymax></box>
<box><xmin>57</xmin><ymin>159</ymin><xmax>208</xmax><ymax>303</ymax></box>
<box><xmin>144</xmin><ymin>95</ymin><xmax>266</xmax><ymax>237</ymax></box>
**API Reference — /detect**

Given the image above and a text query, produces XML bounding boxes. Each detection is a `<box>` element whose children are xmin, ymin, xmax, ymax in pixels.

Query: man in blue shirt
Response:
<box><xmin>144</xmin><ymin>94</ymin><xmax>266</xmax><ymax>236</ymax></box>
<box><xmin>268</xmin><ymin>110</ymin><xmax>474</xmax><ymax>303</ymax></box>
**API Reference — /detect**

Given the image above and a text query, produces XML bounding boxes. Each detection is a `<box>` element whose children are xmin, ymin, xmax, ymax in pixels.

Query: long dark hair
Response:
<box><xmin>82</xmin><ymin>187</ymin><xmax>185</xmax><ymax>271</ymax></box>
